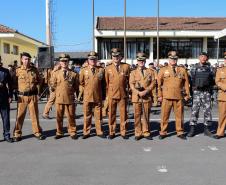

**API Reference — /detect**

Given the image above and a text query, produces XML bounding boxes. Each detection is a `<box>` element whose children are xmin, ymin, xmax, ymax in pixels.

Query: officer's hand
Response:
<box><xmin>138</xmin><ymin>90</ymin><xmax>147</xmax><ymax>97</ymax></box>
<box><xmin>158</xmin><ymin>97</ymin><xmax>163</xmax><ymax>102</ymax></box>
<box><xmin>184</xmin><ymin>96</ymin><xmax>190</xmax><ymax>101</ymax></box>
<box><xmin>8</xmin><ymin>98</ymin><xmax>12</xmax><ymax>103</ymax></box>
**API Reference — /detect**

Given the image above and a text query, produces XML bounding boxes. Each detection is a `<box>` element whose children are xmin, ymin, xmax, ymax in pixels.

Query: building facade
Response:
<box><xmin>0</xmin><ymin>24</ymin><xmax>45</xmax><ymax>66</ymax></box>
<box><xmin>94</xmin><ymin>17</ymin><xmax>226</xmax><ymax>65</ymax></box>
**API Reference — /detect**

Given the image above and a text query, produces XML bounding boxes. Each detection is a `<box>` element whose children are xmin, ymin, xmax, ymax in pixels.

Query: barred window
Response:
<box><xmin>207</xmin><ymin>37</ymin><xmax>226</xmax><ymax>58</ymax></box>
<box><xmin>98</xmin><ymin>38</ymin><xmax>150</xmax><ymax>60</ymax></box>
<box><xmin>153</xmin><ymin>38</ymin><xmax>203</xmax><ymax>59</ymax></box>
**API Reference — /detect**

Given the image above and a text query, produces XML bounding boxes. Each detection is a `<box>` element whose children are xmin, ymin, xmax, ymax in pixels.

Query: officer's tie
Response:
<box><xmin>172</xmin><ymin>66</ymin><xmax>176</xmax><ymax>76</ymax></box>
<box><xmin>63</xmin><ymin>70</ymin><xmax>67</xmax><ymax>79</ymax></box>
<box><xmin>116</xmin><ymin>65</ymin><xmax>119</xmax><ymax>72</ymax></box>
<box><xmin>91</xmin><ymin>68</ymin><xmax>95</xmax><ymax>75</ymax></box>
<box><xmin>141</xmin><ymin>68</ymin><xmax>144</xmax><ymax>77</ymax></box>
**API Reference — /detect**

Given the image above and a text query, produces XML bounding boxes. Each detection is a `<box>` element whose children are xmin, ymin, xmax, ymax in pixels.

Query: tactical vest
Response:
<box><xmin>193</xmin><ymin>65</ymin><xmax>212</xmax><ymax>89</ymax></box>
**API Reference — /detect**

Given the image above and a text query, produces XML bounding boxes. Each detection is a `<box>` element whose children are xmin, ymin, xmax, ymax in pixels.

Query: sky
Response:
<box><xmin>0</xmin><ymin>0</ymin><xmax>226</xmax><ymax>52</ymax></box>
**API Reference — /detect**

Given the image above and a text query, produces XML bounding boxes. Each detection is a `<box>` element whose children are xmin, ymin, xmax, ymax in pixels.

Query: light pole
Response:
<box><xmin>156</xmin><ymin>0</ymin><xmax>159</xmax><ymax>67</ymax></box>
<box><xmin>46</xmin><ymin>0</ymin><xmax>52</xmax><ymax>46</ymax></box>
<box><xmin>92</xmin><ymin>0</ymin><xmax>95</xmax><ymax>51</ymax></box>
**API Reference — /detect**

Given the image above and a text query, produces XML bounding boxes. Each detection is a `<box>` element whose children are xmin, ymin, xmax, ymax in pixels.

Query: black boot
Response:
<box><xmin>204</xmin><ymin>126</ymin><xmax>213</xmax><ymax>137</ymax></box>
<box><xmin>187</xmin><ymin>125</ymin><xmax>196</xmax><ymax>137</ymax></box>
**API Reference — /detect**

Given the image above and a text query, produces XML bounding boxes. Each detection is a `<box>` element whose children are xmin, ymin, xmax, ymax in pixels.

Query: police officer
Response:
<box><xmin>79</xmin><ymin>51</ymin><xmax>106</xmax><ymax>139</ymax></box>
<box><xmin>129</xmin><ymin>52</ymin><xmax>156</xmax><ymax>140</ymax></box>
<box><xmin>50</xmin><ymin>54</ymin><xmax>79</xmax><ymax>140</ymax></box>
<box><xmin>157</xmin><ymin>51</ymin><xmax>190</xmax><ymax>140</ymax></box>
<box><xmin>0</xmin><ymin>59</ymin><xmax>13</xmax><ymax>142</ymax></box>
<box><xmin>13</xmin><ymin>52</ymin><xmax>46</xmax><ymax>141</ymax></box>
<box><xmin>42</xmin><ymin>62</ymin><xmax>61</xmax><ymax>119</ymax></box>
<box><xmin>188</xmin><ymin>52</ymin><xmax>215</xmax><ymax>137</ymax></box>
<box><xmin>213</xmin><ymin>52</ymin><xmax>226</xmax><ymax>139</ymax></box>
<box><xmin>105</xmin><ymin>48</ymin><xmax>130</xmax><ymax>139</ymax></box>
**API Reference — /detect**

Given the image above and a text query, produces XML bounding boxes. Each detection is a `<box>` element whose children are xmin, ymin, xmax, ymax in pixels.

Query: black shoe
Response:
<box><xmin>35</xmin><ymin>134</ymin><xmax>46</xmax><ymax>140</ymax></box>
<box><xmin>213</xmin><ymin>135</ymin><xmax>223</xmax><ymax>139</ymax></box>
<box><xmin>4</xmin><ymin>137</ymin><xmax>14</xmax><ymax>143</ymax></box>
<box><xmin>187</xmin><ymin>126</ymin><xmax>196</xmax><ymax>137</ymax></box>
<box><xmin>177</xmin><ymin>134</ymin><xmax>187</xmax><ymax>140</ymax></box>
<box><xmin>108</xmin><ymin>134</ymin><xmax>115</xmax><ymax>140</ymax></box>
<box><xmin>159</xmin><ymin>135</ymin><xmax>167</xmax><ymax>140</ymax></box>
<box><xmin>135</xmin><ymin>136</ymin><xmax>143</xmax><ymax>141</ymax></box>
<box><xmin>144</xmin><ymin>136</ymin><xmax>153</xmax><ymax>140</ymax></box>
<box><xmin>122</xmin><ymin>135</ymin><xmax>129</xmax><ymax>140</ymax></box>
<box><xmin>204</xmin><ymin>126</ymin><xmax>213</xmax><ymax>137</ymax></box>
<box><xmin>13</xmin><ymin>137</ymin><xmax>22</xmax><ymax>142</ymax></box>
<box><xmin>71</xmin><ymin>135</ymin><xmax>78</xmax><ymax>140</ymax></box>
<box><xmin>54</xmin><ymin>135</ymin><xmax>63</xmax><ymax>140</ymax></box>
<box><xmin>82</xmin><ymin>135</ymin><xmax>90</xmax><ymax>139</ymax></box>
<box><xmin>97</xmin><ymin>134</ymin><xmax>106</xmax><ymax>139</ymax></box>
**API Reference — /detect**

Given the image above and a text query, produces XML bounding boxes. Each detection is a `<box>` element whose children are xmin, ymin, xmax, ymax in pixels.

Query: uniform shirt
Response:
<box><xmin>157</xmin><ymin>65</ymin><xmax>190</xmax><ymax>100</ymax></box>
<box><xmin>129</xmin><ymin>67</ymin><xmax>155</xmax><ymax>103</ymax></box>
<box><xmin>105</xmin><ymin>62</ymin><xmax>130</xmax><ymax>99</ymax></box>
<box><xmin>50</xmin><ymin>69</ymin><xmax>79</xmax><ymax>104</ymax></box>
<box><xmin>16</xmin><ymin>65</ymin><xmax>40</xmax><ymax>93</ymax></box>
<box><xmin>79</xmin><ymin>66</ymin><xmax>104</xmax><ymax>103</ymax></box>
<box><xmin>215</xmin><ymin>66</ymin><xmax>226</xmax><ymax>101</ymax></box>
<box><xmin>0</xmin><ymin>66</ymin><xmax>12</xmax><ymax>104</ymax></box>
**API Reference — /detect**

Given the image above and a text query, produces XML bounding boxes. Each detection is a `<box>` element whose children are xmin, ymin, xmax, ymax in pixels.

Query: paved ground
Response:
<box><xmin>0</xmin><ymin>100</ymin><xmax>225</xmax><ymax>185</ymax></box>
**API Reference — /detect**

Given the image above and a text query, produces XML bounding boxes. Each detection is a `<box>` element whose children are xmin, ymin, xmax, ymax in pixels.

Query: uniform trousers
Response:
<box><xmin>83</xmin><ymin>102</ymin><xmax>103</xmax><ymax>136</ymax></box>
<box><xmin>160</xmin><ymin>99</ymin><xmax>184</xmax><ymax>136</ymax></box>
<box><xmin>43</xmin><ymin>90</ymin><xmax>56</xmax><ymax>116</ymax></box>
<box><xmin>133</xmin><ymin>102</ymin><xmax>151</xmax><ymax>137</ymax></box>
<box><xmin>55</xmin><ymin>103</ymin><xmax>76</xmax><ymax>136</ymax></box>
<box><xmin>14</xmin><ymin>95</ymin><xmax>42</xmax><ymax>137</ymax></box>
<box><xmin>216</xmin><ymin>101</ymin><xmax>226</xmax><ymax>136</ymax></box>
<box><xmin>108</xmin><ymin>98</ymin><xmax>127</xmax><ymax>136</ymax></box>
<box><xmin>0</xmin><ymin>102</ymin><xmax>10</xmax><ymax>139</ymax></box>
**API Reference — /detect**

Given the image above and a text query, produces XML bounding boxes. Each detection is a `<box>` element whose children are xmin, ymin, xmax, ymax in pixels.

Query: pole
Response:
<box><xmin>156</xmin><ymin>0</ymin><xmax>159</xmax><ymax>67</ymax></box>
<box><xmin>92</xmin><ymin>0</ymin><xmax>95</xmax><ymax>51</ymax></box>
<box><xmin>46</xmin><ymin>0</ymin><xmax>52</xmax><ymax>46</ymax></box>
<box><xmin>216</xmin><ymin>38</ymin><xmax>220</xmax><ymax>65</ymax></box>
<box><xmin>124</xmin><ymin>0</ymin><xmax>127</xmax><ymax>63</ymax></box>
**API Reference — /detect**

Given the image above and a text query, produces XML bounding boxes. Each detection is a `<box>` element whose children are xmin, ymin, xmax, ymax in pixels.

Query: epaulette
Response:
<box><xmin>121</xmin><ymin>62</ymin><xmax>130</xmax><ymax>66</ymax></box>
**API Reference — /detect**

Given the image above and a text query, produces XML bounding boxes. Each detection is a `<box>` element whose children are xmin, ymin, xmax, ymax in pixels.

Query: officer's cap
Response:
<box><xmin>59</xmin><ymin>53</ymin><xmax>70</xmax><ymax>61</ymax></box>
<box><xmin>21</xmin><ymin>52</ymin><xmax>31</xmax><ymax>58</ymax></box>
<box><xmin>224</xmin><ymin>51</ymin><xmax>226</xmax><ymax>59</ymax></box>
<box><xmin>136</xmin><ymin>52</ymin><xmax>147</xmax><ymax>61</ymax></box>
<box><xmin>199</xmin><ymin>51</ymin><xmax>208</xmax><ymax>58</ymax></box>
<box><xmin>168</xmin><ymin>51</ymin><xmax>178</xmax><ymax>60</ymax></box>
<box><xmin>88</xmin><ymin>51</ymin><xmax>98</xmax><ymax>60</ymax></box>
<box><xmin>111</xmin><ymin>48</ymin><xmax>121</xmax><ymax>57</ymax></box>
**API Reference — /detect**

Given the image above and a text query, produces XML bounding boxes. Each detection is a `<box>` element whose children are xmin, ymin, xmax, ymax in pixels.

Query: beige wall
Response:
<box><xmin>0</xmin><ymin>38</ymin><xmax>38</xmax><ymax>67</ymax></box>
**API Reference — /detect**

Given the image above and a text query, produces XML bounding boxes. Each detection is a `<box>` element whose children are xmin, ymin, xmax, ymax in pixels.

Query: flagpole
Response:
<box><xmin>124</xmin><ymin>0</ymin><xmax>127</xmax><ymax>63</ymax></box>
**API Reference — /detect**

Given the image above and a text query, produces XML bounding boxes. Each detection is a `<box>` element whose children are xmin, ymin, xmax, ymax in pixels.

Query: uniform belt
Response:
<box><xmin>18</xmin><ymin>90</ymin><xmax>38</xmax><ymax>96</ymax></box>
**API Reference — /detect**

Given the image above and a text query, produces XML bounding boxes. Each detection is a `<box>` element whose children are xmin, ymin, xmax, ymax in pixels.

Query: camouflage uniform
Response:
<box><xmin>188</xmin><ymin>56</ymin><xmax>215</xmax><ymax>137</ymax></box>
<box><xmin>190</xmin><ymin>90</ymin><xmax>212</xmax><ymax>126</ymax></box>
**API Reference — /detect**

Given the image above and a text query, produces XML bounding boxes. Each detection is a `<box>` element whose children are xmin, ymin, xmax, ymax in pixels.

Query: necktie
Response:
<box><xmin>172</xmin><ymin>66</ymin><xmax>176</xmax><ymax>76</ymax></box>
<box><xmin>63</xmin><ymin>70</ymin><xmax>67</xmax><ymax>79</ymax></box>
<box><xmin>91</xmin><ymin>68</ymin><xmax>95</xmax><ymax>75</ymax></box>
<box><xmin>116</xmin><ymin>65</ymin><xmax>119</xmax><ymax>72</ymax></box>
<box><xmin>141</xmin><ymin>69</ymin><xmax>144</xmax><ymax>77</ymax></box>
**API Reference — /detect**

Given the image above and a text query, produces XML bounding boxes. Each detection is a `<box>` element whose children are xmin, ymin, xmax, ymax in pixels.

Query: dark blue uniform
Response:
<box><xmin>0</xmin><ymin>65</ymin><xmax>13</xmax><ymax>140</ymax></box>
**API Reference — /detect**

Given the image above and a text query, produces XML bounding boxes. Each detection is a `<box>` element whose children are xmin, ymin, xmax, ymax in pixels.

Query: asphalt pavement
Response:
<box><xmin>0</xmin><ymin>100</ymin><xmax>225</xmax><ymax>185</ymax></box>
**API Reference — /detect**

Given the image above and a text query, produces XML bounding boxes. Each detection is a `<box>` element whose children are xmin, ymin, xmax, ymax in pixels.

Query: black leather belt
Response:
<box><xmin>18</xmin><ymin>90</ymin><xmax>38</xmax><ymax>96</ymax></box>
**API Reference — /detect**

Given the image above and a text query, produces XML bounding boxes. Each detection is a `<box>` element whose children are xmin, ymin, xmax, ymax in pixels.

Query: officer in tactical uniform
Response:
<box><xmin>0</xmin><ymin>58</ymin><xmax>13</xmax><ymax>142</ymax></box>
<box><xmin>213</xmin><ymin>52</ymin><xmax>226</xmax><ymax>139</ymax></box>
<box><xmin>187</xmin><ymin>52</ymin><xmax>215</xmax><ymax>137</ymax></box>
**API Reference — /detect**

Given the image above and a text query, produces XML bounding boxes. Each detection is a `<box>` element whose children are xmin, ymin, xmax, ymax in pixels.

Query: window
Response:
<box><xmin>3</xmin><ymin>43</ymin><xmax>10</xmax><ymax>54</ymax></box>
<box><xmin>153</xmin><ymin>38</ymin><xmax>203</xmax><ymax>59</ymax></box>
<box><xmin>98</xmin><ymin>38</ymin><xmax>150</xmax><ymax>60</ymax></box>
<box><xmin>207</xmin><ymin>38</ymin><xmax>226</xmax><ymax>58</ymax></box>
<box><xmin>13</xmin><ymin>45</ymin><xmax>19</xmax><ymax>55</ymax></box>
